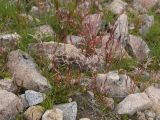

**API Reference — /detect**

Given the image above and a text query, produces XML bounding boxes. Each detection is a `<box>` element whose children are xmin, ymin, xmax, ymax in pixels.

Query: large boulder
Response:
<box><xmin>0</xmin><ymin>90</ymin><xmax>23</xmax><ymax>120</ymax></box>
<box><xmin>0</xmin><ymin>33</ymin><xmax>21</xmax><ymax>54</ymax></box>
<box><xmin>96</xmin><ymin>71</ymin><xmax>139</xmax><ymax>98</ymax></box>
<box><xmin>128</xmin><ymin>35</ymin><xmax>150</xmax><ymax>61</ymax></box>
<box><xmin>117</xmin><ymin>93</ymin><xmax>152</xmax><ymax>115</ymax></box>
<box><xmin>109</xmin><ymin>0</ymin><xmax>128</xmax><ymax>15</ymax></box>
<box><xmin>7</xmin><ymin>50</ymin><xmax>50</xmax><ymax>92</ymax></box>
<box><xmin>54</xmin><ymin>102</ymin><xmax>77</xmax><ymax>120</ymax></box>
<box><xmin>114</xmin><ymin>14</ymin><xmax>129</xmax><ymax>46</ymax></box>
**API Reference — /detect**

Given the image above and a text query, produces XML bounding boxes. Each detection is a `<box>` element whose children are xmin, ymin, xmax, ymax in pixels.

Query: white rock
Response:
<box><xmin>110</xmin><ymin>0</ymin><xmax>128</xmax><ymax>15</ymax></box>
<box><xmin>25</xmin><ymin>90</ymin><xmax>44</xmax><ymax>106</ymax></box>
<box><xmin>117</xmin><ymin>93</ymin><xmax>152</xmax><ymax>115</ymax></box>
<box><xmin>0</xmin><ymin>90</ymin><xmax>23</xmax><ymax>120</ymax></box>
<box><xmin>42</xmin><ymin>108</ymin><xmax>63</xmax><ymax>120</ymax></box>
<box><xmin>7</xmin><ymin>50</ymin><xmax>50</xmax><ymax>92</ymax></box>
<box><xmin>114</xmin><ymin>14</ymin><xmax>129</xmax><ymax>46</ymax></box>
<box><xmin>128</xmin><ymin>35</ymin><xmax>150</xmax><ymax>61</ymax></box>
<box><xmin>55</xmin><ymin>102</ymin><xmax>77</xmax><ymax>120</ymax></box>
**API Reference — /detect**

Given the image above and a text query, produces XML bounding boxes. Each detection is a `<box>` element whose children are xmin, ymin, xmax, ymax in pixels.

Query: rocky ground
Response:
<box><xmin>0</xmin><ymin>0</ymin><xmax>160</xmax><ymax>120</ymax></box>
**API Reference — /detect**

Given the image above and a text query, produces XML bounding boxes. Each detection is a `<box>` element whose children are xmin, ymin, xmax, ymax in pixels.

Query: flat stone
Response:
<box><xmin>25</xmin><ymin>90</ymin><xmax>44</xmax><ymax>106</ymax></box>
<box><xmin>42</xmin><ymin>108</ymin><xmax>63</xmax><ymax>120</ymax></box>
<box><xmin>55</xmin><ymin>102</ymin><xmax>77</xmax><ymax>120</ymax></box>
<box><xmin>117</xmin><ymin>93</ymin><xmax>152</xmax><ymax>115</ymax></box>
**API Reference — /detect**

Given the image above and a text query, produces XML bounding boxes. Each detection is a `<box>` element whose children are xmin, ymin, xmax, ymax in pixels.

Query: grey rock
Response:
<box><xmin>117</xmin><ymin>93</ymin><xmax>152</xmax><ymax>115</ymax></box>
<box><xmin>42</xmin><ymin>108</ymin><xmax>63</xmax><ymax>120</ymax></box>
<box><xmin>128</xmin><ymin>35</ymin><xmax>150</xmax><ymax>61</ymax></box>
<box><xmin>24</xmin><ymin>106</ymin><xmax>44</xmax><ymax>120</ymax></box>
<box><xmin>96</xmin><ymin>71</ymin><xmax>139</xmax><ymax>98</ymax></box>
<box><xmin>0</xmin><ymin>78</ymin><xmax>17</xmax><ymax>92</ymax></box>
<box><xmin>114</xmin><ymin>14</ymin><xmax>129</xmax><ymax>46</ymax></box>
<box><xmin>20</xmin><ymin>94</ymin><xmax>29</xmax><ymax>109</ymax></box>
<box><xmin>55</xmin><ymin>102</ymin><xmax>77</xmax><ymax>120</ymax></box>
<box><xmin>140</xmin><ymin>14</ymin><xmax>154</xmax><ymax>36</ymax></box>
<box><xmin>0</xmin><ymin>90</ymin><xmax>23</xmax><ymax>120</ymax></box>
<box><xmin>7</xmin><ymin>50</ymin><xmax>50</xmax><ymax>92</ymax></box>
<box><xmin>25</xmin><ymin>90</ymin><xmax>44</xmax><ymax>106</ymax></box>
<box><xmin>109</xmin><ymin>0</ymin><xmax>128</xmax><ymax>15</ymax></box>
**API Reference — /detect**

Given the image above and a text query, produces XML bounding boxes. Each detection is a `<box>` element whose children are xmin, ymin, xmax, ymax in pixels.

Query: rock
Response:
<box><xmin>0</xmin><ymin>90</ymin><xmax>23</xmax><ymax>120</ymax></box>
<box><xmin>133</xmin><ymin>0</ymin><xmax>158</xmax><ymax>12</ymax></box>
<box><xmin>0</xmin><ymin>78</ymin><xmax>17</xmax><ymax>92</ymax></box>
<box><xmin>144</xmin><ymin>110</ymin><xmax>156</xmax><ymax>119</ymax></box>
<box><xmin>101</xmin><ymin>35</ymin><xmax>129</xmax><ymax>59</ymax></box>
<box><xmin>114</xmin><ymin>14</ymin><xmax>129</xmax><ymax>46</ymax></box>
<box><xmin>29</xmin><ymin>42</ymin><xmax>86</xmax><ymax>68</ymax></box>
<box><xmin>109</xmin><ymin>0</ymin><xmax>128</xmax><ymax>15</ymax></box>
<box><xmin>103</xmin><ymin>97</ymin><xmax>114</xmax><ymax>110</ymax></box>
<box><xmin>7</xmin><ymin>50</ymin><xmax>50</xmax><ymax>92</ymax></box>
<box><xmin>128</xmin><ymin>35</ymin><xmax>150</xmax><ymax>61</ymax></box>
<box><xmin>25</xmin><ymin>90</ymin><xmax>44</xmax><ymax>106</ymax></box>
<box><xmin>117</xmin><ymin>93</ymin><xmax>152</xmax><ymax>115</ymax></box>
<box><xmin>0</xmin><ymin>33</ymin><xmax>21</xmax><ymax>53</ymax></box>
<box><xmin>34</xmin><ymin>25</ymin><xmax>55</xmax><ymax>41</ymax></box>
<box><xmin>96</xmin><ymin>71</ymin><xmax>139</xmax><ymax>98</ymax></box>
<box><xmin>137</xmin><ymin>112</ymin><xmax>147</xmax><ymax>120</ymax></box>
<box><xmin>140</xmin><ymin>14</ymin><xmax>154</xmax><ymax>36</ymax></box>
<box><xmin>152</xmin><ymin>104</ymin><xmax>160</xmax><ymax>116</ymax></box>
<box><xmin>42</xmin><ymin>108</ymin><xmax>63</xmax><ymax>120</ymax></box>
<box><xmin>66</xmin><ymin>35</ymin><xmax>84</xmax><ymax>47</ymax></box>
<box><xmin>79</xmin><ymin>118</ymin><xmax>90</xmax><ymax>120</ymax></box>
<box><xmin>20</xmin><ymin>94</ymin><xmax>29</xmax><ymax>109</ymax></box>
<box><xmin>30</xmin><ymin>6</ymin><xmax>39</xmax><ymax>16</ymax></box>
<box><xmin>71</xmin><ymin>92</ymin><xmax>109</xmax><ymax>120</ymax></box>
<box><xmin>55</xmin><ymin>102</ymin><xmax>77</xmax><ymax>120</ymax></box>
<box><xmin>145</xmin><ymin>86</ymin><xmax>160</xmax><ymax>104</ymax></box>
<box><xmin>82</xmin><ymin>13</ymin><xmax>103</xmax><ymax>35</ymax></box>
<box><xmin>24</xmin><ymin>106</ymin><xmax>44</xmax><ymax>120</ymax></box>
